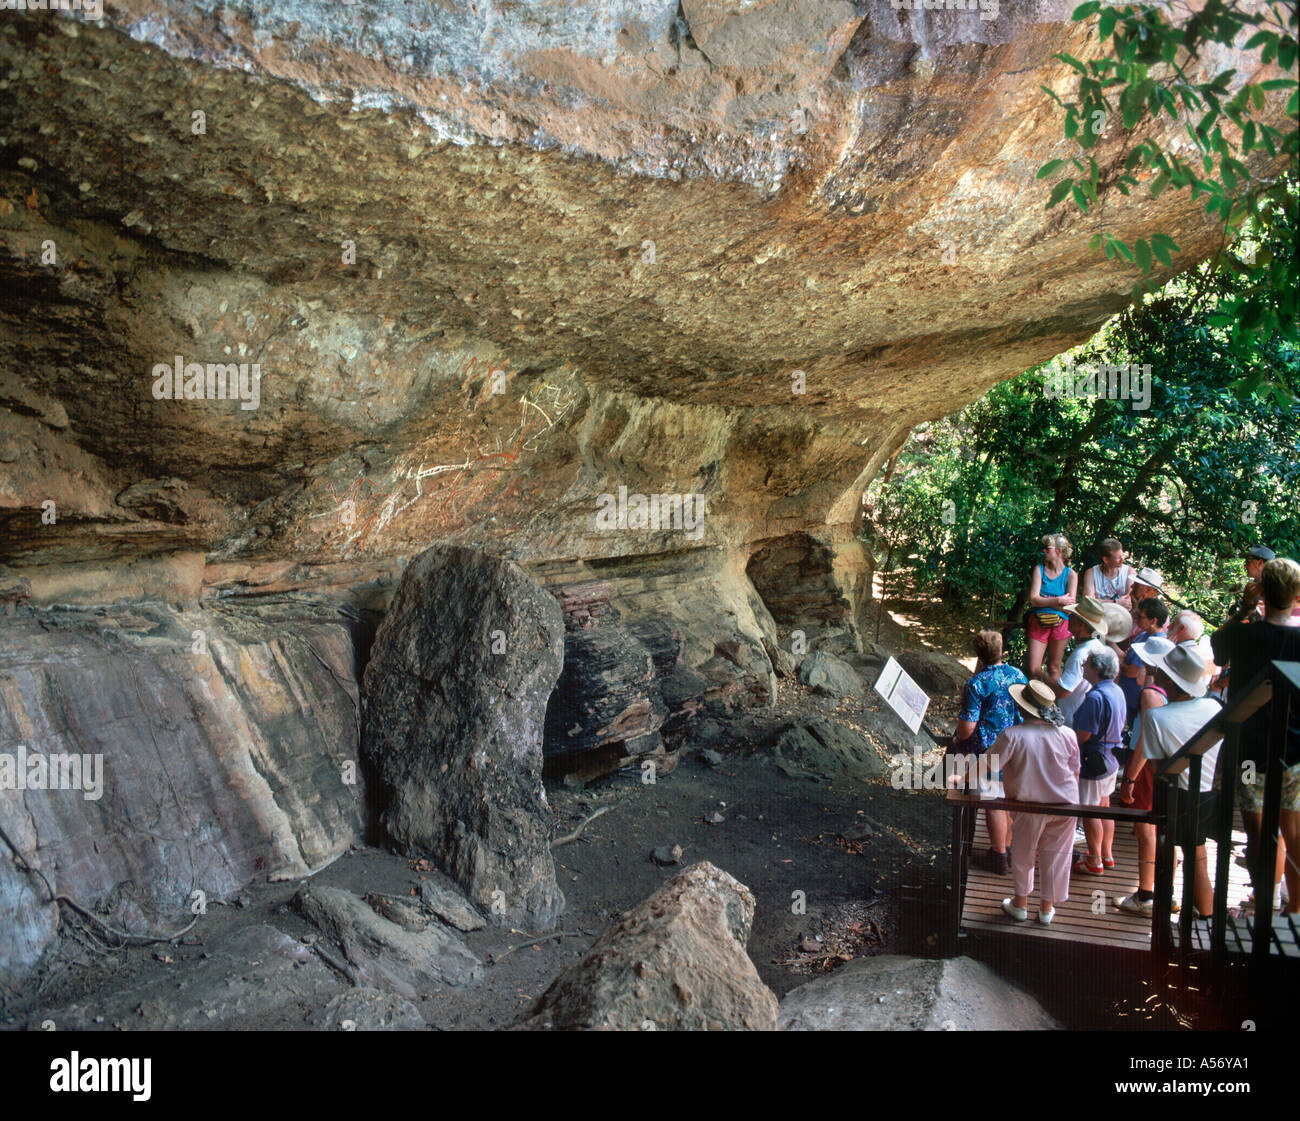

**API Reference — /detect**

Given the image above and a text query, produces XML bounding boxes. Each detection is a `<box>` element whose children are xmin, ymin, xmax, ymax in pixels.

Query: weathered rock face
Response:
<box><xmin>518</xmin><ymin>861</ymin><xmax>778</xmax><ymax>1031</ymax></box>
<box><xmin>1</xmin><ymin>1</ymin><xmax>1286</xmax><ymax>611</ymax></box>
<box><xmin>360</xmin><ymin>545</ymin><xmax>566</xmax><ymax>930</ymax></box>
<box><xmin>0</xmin><ymin>601</ymin><xmax>365</xmax><ymax>984</ymax></box>
<box><xmin>292</xmin><ymin>885</ymin><xmax>483</xmax><ymax>995</ymax></box>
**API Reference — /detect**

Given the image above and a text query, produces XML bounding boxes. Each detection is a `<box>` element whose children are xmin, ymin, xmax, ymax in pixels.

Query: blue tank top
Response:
<box><xmin>1038</xmin><ymin>564</ymin><xmax>1070</xmax><ymax>621</ymax></box>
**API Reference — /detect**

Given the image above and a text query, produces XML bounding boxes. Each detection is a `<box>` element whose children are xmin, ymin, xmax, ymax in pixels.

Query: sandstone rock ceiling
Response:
<box><xmin>0</xmin><ymin>1</ymin><xmax>1288</xmax><ymax>582</ymax></box>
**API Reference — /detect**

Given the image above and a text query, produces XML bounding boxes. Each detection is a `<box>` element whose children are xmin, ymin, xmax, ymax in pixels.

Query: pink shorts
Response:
<box><xmin>1027</xmin><ymin>613</ymin><xmax>1070</xmax><ymax>643</ymax></box>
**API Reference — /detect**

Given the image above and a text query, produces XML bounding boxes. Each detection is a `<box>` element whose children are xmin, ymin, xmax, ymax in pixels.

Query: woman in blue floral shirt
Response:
<box><xmin>954</xmin><ymin>629</ymin><xmax>1027</xmax><ymax>874</ymax></box>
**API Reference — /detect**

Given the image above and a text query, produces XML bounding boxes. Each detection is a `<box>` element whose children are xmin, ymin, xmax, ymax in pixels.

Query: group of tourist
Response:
<box><xmin>953</xmin><ymin>535</ymin><xmax>1300</xmax><ymax>927</ymax></box>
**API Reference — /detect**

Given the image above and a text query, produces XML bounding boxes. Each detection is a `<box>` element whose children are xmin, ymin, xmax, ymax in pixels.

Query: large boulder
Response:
<box><xmin>543</xmin><ymin>625</ymin><xmax>668</xmax><ymax>760</ymax></box>
<box><xmin>797</xmin><ymin>649</ymin><xmax>863</xmax><ymax>698</ymax></box>
<box><xmin>765</xmin><ymin>718</ymin><xmax>892</xmax><ymax>783</ymax></box>
<box><xmin>896</xmin><ymin>649</ymin><xmax>971</xmax><ymax>699</ymax></box>
<box><xmin>778</xmin><ymin>955</ymin><xmax>1061</xmax><ymax>1031</ymax></box>
<box><xmin>518</xmin><ymin>862</ymin><xmax>778</xmax><ymax>1031</ymax></box>
<box><xmin>361</xmin><ymin>545</ymin><xmax>566</xmax><ymax>930</ymax></box>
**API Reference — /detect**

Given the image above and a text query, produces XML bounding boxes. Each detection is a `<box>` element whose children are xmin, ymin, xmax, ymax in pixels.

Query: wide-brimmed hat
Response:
<box><xmin>1099</xmin><ymin>603</ymin><xmax>1134</xmax><ymax>643</ymax></box>
<box><xmin>1134</xmin><ymin>567</ymin><xmax>1164</xmax><ymax>592</ymax></box>
<box><xmin>1009</xmin><ymin>679</ymin><xmax>1059</xmax><ymax>720</ymax></box>
<box><xmin>1063</xmin><ymin>595</ymin><xmax>1108</xmax><ymax>636</ymax></box>
<box><xmin>1133</xmin><ymin>639</ymin><xmax>1207</xmax><ymax>697</ymax></box>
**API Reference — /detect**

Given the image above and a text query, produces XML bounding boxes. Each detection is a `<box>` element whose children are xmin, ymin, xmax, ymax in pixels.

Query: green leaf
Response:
<box><xmin>1150</xmin><ymin>237</ymin><xmax>1173</xmax><ymax>267</ymax></box>
<box><xmin>1055</xmin><ymin>52</ymin><xmax>1089</xmax><ymax>75</ymax></box>
<box><xmin>1047</xmin><ymin>180</ymin><xmax>1074</xmax><ymax>209</ymax></box>
<box><xmin>1071</xmin><ymin>1</ymin><xmax>1101</xmax><ymax>20</ymax></box>
<box><xmin>1036</xmin><ymin>159</ymin><xmax>1066</xmax><ymax>179</ymax></box>
<box><xmin>1072</xmin><ymin>182</ymin><xmax>1089</xmax><ymax>211</ymax></box>
<box><xmin>1099</xmin><ymin>8</ymin><xmax>1117</xmax><ymax>39</ymax></box>
<box><xmin>1150</xmin><ymin>171</ymin><xmax>1170</xmax><ymax>198</ymax></box>
<box><xmin>1135</xmin><ymin>238</ymin><xmax>1152</xmax><ymax>272</ymax></box>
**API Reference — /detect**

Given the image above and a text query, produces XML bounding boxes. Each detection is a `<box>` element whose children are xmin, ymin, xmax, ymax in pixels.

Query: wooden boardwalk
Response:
<box><xmin>959</xmin><ymin>809</ymin><xmax>1256</xmax><ymax>950</ymax></box>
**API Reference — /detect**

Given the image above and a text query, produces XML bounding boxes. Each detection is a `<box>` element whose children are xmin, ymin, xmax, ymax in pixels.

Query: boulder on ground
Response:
<box><xmin>766</xmin><ymin>718</ymin><xmax>891</xmax><ymax>783</ymax></box>
<box><xmin>361</xmin><ymin>544</ymin><xmax>565</xmax><ymax>930</ymax></box>
<box><xmin>797</xmin><ymin>649</ymin><xmax>863</xmax><ymax>697</ymax></box>
<box><xmin>778</xmin><ymin>954</ymin><xmax>1061</xmax><ymax>1031</ymax></box>
<box><xmin>292</xmin><ymin>885</ymin><xmax>482</xmax><ymax>997</ymax></box>
<box><xmin>896</xmin><ymin>649</ymin><xmax>971</xmax><ymax>698</ymax></box>
<box><xmin>313</xmin><ymin>988</ymin><xmax>426</xmax><ymax>1031</ymax></box>
<box><xmin>517</xmin><ymin>862</ymin><xmax>778</xmax><ymax>1031</ymax></box>
<box><xmin>856</xmin><ymin>706</ymin><xmax>935</xmax><ymax>756</ymax></box>
<box><xmin>543</xmin><ymin>624</ymin><xmax>668</xmax><ymax>759</ymax></box>
<box><xmin>419</xmin><ymin>880</ymin><xmax>486</xmax><ymax>932</ymax></box>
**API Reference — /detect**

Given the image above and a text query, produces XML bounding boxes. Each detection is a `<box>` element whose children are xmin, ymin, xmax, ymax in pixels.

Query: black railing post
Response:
<box><xmin>1152</xmin><ymin>779</ymin><xmax>1174</xmax><ymax>962</ymax></box>
<box><xmin>1212</xmin><ymin>723</ymin><xmax>1239</xmax><ymax>971</ymax></box>
<box><xmin>1177</xmin><ymin>754</ymin><xmax>1203</xmax><ymax>971</ymax></box>
<box><xmin>951</xmin><ymin>798</ymin><xmax>966</xmax><ymax>946</ymax></box>
<box><xmin>1253</xmin><ymin>667</ymin><xmax>1291</xmax><ymax>970</ymax></box>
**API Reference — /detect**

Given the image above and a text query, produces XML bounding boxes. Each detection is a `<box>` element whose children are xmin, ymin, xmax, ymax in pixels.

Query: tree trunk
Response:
<box><xmin>1095</xmin><ymin>435</ymin><xmax>1179</xmax><ymax>543</ymax></box>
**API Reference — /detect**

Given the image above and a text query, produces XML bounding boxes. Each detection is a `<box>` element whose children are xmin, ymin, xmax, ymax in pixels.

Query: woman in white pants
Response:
<box><xmin>987</xmin><ymin>680</ymin><xmax>1081</xmax><ymax>925</ymax></box>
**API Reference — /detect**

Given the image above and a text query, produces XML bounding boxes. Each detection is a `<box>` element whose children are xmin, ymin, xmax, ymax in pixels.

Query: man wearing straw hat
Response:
<box><xmin>1115</xmin><ymin>643</ymin><xmax>1222</xmax><ymax>918</ymax></box>
<box><xmin>987</xmin><ymin>680</ymin><xmax>1080</xmax><ymax>925</ymax></box>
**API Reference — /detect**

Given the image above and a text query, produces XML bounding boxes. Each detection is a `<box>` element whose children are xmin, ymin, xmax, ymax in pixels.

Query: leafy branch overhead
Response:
<box><xmin>1037</xmin><ymin>0</ymin><xmax>1298</xmax><ymax>359</ymax></box>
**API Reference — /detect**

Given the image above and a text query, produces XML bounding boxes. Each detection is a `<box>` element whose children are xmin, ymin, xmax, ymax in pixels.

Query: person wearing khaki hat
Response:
<box><xmin>1051</xmin><ymin>597</ymin><xmax>1131</xmax><ymax>721</ymax></box>
<box><xmin>986</xmin><ymin>680</ymin><xmax>1080</xmax><ymax>925</ymax></box>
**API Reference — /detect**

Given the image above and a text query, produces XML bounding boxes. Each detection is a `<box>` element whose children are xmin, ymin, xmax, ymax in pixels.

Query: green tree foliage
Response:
<box><xmin>866</xmin><ymin>247</ymin><xmax>1300</xmax><ymax>632</ymax></box>
<box><xmin>1038</xmin><ymin>0</ymin><xmax>1299</xmax><ymax>371</ymax></box>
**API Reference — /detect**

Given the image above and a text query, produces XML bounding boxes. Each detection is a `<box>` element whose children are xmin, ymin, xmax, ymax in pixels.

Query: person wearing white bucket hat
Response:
<box><xmin>987</xmin><ymin>680</ymin><xmax>1080</xmax><ymax>925</ymax></box>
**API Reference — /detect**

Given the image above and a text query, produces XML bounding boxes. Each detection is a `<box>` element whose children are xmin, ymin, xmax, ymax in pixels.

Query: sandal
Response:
<box><xmin>1073</xmin><ymin>857</ymin><xmax>1105</xmax><ymax>875</ymax></box>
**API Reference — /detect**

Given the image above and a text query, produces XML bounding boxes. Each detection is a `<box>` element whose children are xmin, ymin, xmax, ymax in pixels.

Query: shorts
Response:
<box><xmin>1027</xmin><ymin>614</ymin><xmax>1070</xmax><ymax>644</ymax></box>
<box><xmin>1174</xmin><ymin>789</ymin><xmax>1224</xmax><ymax>847</ymax></box>
<box><xmin>1079</xmin><ymin>770</ymin><xmax>1118</xmax><ymax>806</ymax></box>
<box><xmin>1129</xmin><ymin>761</ymin><xmax>1153</xmax><ymax>812</ymax></box>
<box><xmin>1238</xmin><ymin>760</ymin><xmax>1300</xmax><ymax>814</ymax></box>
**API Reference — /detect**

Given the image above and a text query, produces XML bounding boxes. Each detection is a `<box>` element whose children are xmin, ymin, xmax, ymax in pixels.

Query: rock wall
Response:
<box><xmin>0</xmin><ymin>600</ymin><xmax>365</xmax><ymax>982</ymax></box>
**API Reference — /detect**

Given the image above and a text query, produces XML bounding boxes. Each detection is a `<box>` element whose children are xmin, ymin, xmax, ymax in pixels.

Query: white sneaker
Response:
<box><xmin>1117</xmin><ymin>893</ymin><xmax>1153</xmax><ymax>917</ymax></box>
